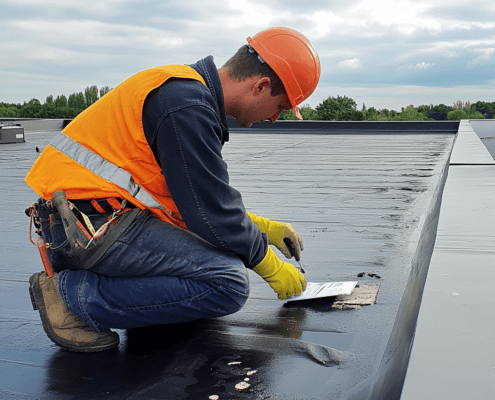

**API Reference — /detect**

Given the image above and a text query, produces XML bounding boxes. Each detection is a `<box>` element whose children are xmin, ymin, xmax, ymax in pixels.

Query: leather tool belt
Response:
<box><xmin>27</xmin><ymin>196</ymin><xmax>141</xmax><ymax>272</ymax></box>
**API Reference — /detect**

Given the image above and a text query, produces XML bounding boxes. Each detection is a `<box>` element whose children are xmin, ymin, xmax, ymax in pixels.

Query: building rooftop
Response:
<box><xmin>0</xmin><ymin>119</ymin><xmax>492</xmax><ymax>399</ymax></box>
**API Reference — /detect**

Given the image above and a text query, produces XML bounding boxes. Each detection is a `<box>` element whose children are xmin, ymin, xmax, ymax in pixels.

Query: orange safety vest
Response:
<box><xmin>25</xmin><ymin>65</ymin><xmax>207</xmax><ymax>230</ymax></box>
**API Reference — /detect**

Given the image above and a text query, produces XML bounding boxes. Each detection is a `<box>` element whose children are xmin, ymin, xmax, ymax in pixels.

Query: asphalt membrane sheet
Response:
<box><xmin>0</xmin><ymin>122</ymin><xmax>457</xmax><ymax>399</ymax></box>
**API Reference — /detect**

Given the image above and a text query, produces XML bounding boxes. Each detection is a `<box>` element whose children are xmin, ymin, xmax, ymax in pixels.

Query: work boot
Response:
<box><xmin>29</xmin><ymin>271</ymin><xmax>119</xmax><ymax>352</ymax></box>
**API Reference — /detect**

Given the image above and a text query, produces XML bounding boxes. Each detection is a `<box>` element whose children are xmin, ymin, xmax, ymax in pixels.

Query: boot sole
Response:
<box><xmin>29</xmin><ymin>273</ymin><xmax>119</xmax><ymax>353</ymax></box>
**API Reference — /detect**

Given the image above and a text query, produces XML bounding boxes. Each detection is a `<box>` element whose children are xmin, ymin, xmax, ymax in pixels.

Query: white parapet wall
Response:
<box><xmin>402</xmin><ymin>120</ymin><xmax>495</xmax><ymax>400</ymax></box>
<box><xmin>21</xmin><ymin>119</ymin><xmax>66</xmax><ymax>132</ymax></box>
<box><xmin>450</xmin><ymin>119</ymin><xmax>495</xmax><ymax>164</ymax></box>
<box><xmin>0</xmin><ymin>118</ymin><xmax>67</xmax><ymax>132</ymax></box>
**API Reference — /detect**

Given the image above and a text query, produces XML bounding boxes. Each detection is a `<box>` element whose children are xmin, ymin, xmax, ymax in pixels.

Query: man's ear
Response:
<box><xmin>252</xmin><ymin>77</ymin><xmax>271</xmax><ymax>95</ymax></box>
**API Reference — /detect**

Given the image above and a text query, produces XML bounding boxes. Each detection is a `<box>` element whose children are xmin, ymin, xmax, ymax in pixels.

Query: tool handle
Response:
<box><xmin>52</xmin><ymin>190</ymin><xmax>79</xmax><ymax>228</ymax></box>
<box><xmin>283</xmin><ymin>238</ymin><xmax>301</xmax><ymax>262</ymax></box>
<box><xmin>37</xmin><ymin>237</ymin><xmax>54</xmax><ymax>278</ymax></box>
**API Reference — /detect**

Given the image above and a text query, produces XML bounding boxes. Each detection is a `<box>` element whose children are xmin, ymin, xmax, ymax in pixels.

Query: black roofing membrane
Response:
<box><xmin>0</xmin><ymin>126</ymin><xmax>455</xmax><ymax>399</ymax></box>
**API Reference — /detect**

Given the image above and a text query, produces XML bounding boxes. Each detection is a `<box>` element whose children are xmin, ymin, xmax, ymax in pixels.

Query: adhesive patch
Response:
<box><xmin>332</xmin><ymin>285</ymin><xmax>380</xmax><ymax>310</ymax></box>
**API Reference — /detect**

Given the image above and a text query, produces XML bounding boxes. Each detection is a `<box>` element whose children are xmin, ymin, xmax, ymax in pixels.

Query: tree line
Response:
<box><xmin>280</xmin><ymin>96</ymin><xmax>493</xmax><ymax>121</ymax></box>
<box><xmin>0</xmin><ymin>86</ymin><xmax>112</xmax><ymax>119</ymax></box>
<box><xmin>1</xmin><ymin>89</ymin><xmax>494</xmax><ymax>121</ymax></box>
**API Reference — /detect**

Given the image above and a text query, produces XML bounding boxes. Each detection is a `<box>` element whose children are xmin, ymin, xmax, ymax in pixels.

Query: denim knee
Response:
<box><xmin>217</xmin><ymin>287</ymin><xmax>249</xmax><ymax>317</ymax></box>
<box><xmin>216</xmin><ymin>267</ymin><xmax>250</xmax><ymax>316</ymax></box>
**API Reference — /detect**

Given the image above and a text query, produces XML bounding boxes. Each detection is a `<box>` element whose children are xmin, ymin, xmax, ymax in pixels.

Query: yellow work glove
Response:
<box><xmin>253</xmin><ymin>247</ymin><xmax>307</xmax><ymax>299</ymax></box>
<box><xmin>247</xmin><ymin>212</ymin><xmax>303</xmax><ymax>260</ymax></box>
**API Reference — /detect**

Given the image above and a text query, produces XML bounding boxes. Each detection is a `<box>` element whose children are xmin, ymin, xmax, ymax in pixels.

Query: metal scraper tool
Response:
<box><xmin>284</xmin><ymin>238</ymin><xmax>306</xmax><ymax>274</ymax></box>
<box><xmin>295</xmin><ymin>259</ymin><xmax>306</xmax><ymax>274</ymax></box>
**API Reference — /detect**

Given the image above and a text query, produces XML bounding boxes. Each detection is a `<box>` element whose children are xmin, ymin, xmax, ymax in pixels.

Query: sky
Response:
<box><xmin>1</xmin><ymin>0</ymin><xmax>495</xmax><ymax>111</ymax></box>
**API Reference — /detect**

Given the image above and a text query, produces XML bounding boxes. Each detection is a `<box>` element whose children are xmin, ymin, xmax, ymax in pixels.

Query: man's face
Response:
<box><xmin>238</xmin><ymin>84</ymin><xmax>292</xmax><ymax>128</ymax></box>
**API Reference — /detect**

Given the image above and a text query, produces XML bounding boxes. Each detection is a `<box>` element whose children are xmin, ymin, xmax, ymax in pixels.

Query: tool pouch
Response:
<box><xmin>77</xmin><ymin>207</ymin><xmax>140</xmax><ymax>270</ymax></box>
<box><xmin>31</xmin><ymin>196</ymin><xmax>141</xmax><ymax>272</ymax></box>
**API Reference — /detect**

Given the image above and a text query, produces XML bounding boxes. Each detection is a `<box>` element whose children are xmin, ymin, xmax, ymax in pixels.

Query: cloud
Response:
<box><xmin>0</xmin><ymin>0</ymin><xmax>134</xmax><ymax>16</ymax></box>
<box><xmin>1</xmin><ymin>0</ymin><xmax>495</xmax><ymax>107</ymax></box>
<box><xmin>413</xmin><ymin>62</ymin><xmax>434</xmax><ymax>70</ymax></box>
<box><xmin>467</xmin><ymin>48</ymin><xmax>495</xmax><ymax>69</ymax></box>
<box><xmin>422</xmin><ymin>3</ymin><xmax>495</xmax><ymax>24</ymax></box>
<box><xmin>224</xmin><ymin>0</ymin><xmax>276</xmax><ymax>29</ymax></box>
<box><xmin>338</xmin><ymin>58</ymin><xmax>361</xmax><ymax>69</ymax></box>
<box><xmin>155</xmin><ymin>38</ymin><xmax>185</xmax><ymax>49</ymax></box>
<box><xmin>11</xmin><ymin>20</ymin><xmax>188</xmax><ymax>50</ymax></box>
<box><xmin>33</xmin><ymin>48</ymin><xmax>74</xmax><ymax>60</ymax></box>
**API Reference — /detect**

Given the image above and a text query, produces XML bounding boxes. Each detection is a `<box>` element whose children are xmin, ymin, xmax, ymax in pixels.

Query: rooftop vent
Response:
<box><xmin>0</xmin><ymin>122</ymin><xmax>25</xmax><ymax>144</ymax></box>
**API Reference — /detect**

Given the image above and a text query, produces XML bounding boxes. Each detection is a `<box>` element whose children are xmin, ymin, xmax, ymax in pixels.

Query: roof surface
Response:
<box><xmin>0</xmin><ymin>122</ymin><xmax>457</xmax><ymax>399</ymax></box>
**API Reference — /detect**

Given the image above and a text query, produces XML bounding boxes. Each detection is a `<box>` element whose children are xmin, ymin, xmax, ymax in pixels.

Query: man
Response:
<box><xmin>26</xmin><ymin>27</ymin><xmax>321</xmax><ymax>352</ymax></box>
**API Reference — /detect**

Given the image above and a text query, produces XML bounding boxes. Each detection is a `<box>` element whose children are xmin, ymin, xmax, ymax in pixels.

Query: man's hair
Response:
<box><xmin>222</xmin><ymin>45</ymin><xmax>287</xmax><ymax>97</ymax></box>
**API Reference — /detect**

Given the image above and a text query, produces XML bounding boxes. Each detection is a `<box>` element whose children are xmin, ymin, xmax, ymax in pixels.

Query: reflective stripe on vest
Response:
<box><xmin>50</xmin><ymin>132</ymin><xmax>167</xmax><ymax>212</ymax></box>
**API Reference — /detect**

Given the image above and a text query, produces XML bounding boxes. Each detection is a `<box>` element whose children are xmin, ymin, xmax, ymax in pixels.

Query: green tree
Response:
<box><xmin>45</xmin><ymin>95</ymin><xmax>54</xmax><ymax>104</ymax></box>
<box><xmin>279</xmin><ymin>109</ymin><xmax>298</xmax><ymax>120</ymax></box>
<box><xmin>427</xmin><ymin>104</ymin><xmax>453</xmax><ymax>120</ymax></box>
<box><xmin>68</xmin><ymin>92</ymin><xmax>86</xmax><ymax>110</ymax></box>
<box><xmin>54</xmin><ymin>94</ymin><xmax>68</xmax><ymax>108</ymax></box>
<box><xmin>389</xmin><ymin>106</ymin><xmax>430</xmax><ymax>121</ymax></box>
<box><xmin>0</xmin><ymin>105</ymin><xmax>19</xmax><ymax>117</ymax></box>
<box><xmin>100</xmin><ymin>86</ymin><xmax>112</xmax><ymax>98</ymax></box>
<box><xmin>7</xmin><ymin>106</ymin><xmax>19</xmax><ymax>117</ymax></box>
<box><xmin>316</xmin><ymin>95</ymin><xmax>363</xmax><ymax>121</ymax></box>
<box><xmin>19</xmin><ymin>98</ymin><xmax>42</xmax><ymax>118</ymax></box>
<box><xmin>467</xmin><ymin>111</ymin><xmax>485</xmax><ymax>119</ymax></box>
<box><xmin>447</xmin><ymin>110</ymin><xmax>468</xmax><ymax>120</ymax></box>
<box><xmin>363</xmin><ymin>106</ymin><xmax>380</xmax><ymax>121</ymax></box>
<box><xmin>84</xmin><ymin>85</ymin><xmax>99</xmax><ymax>108</ymax></box>
<box><xmin>278</xmin><ymin>103</ymin><xmax>318</xmax><ymax>120</ymax></box>
<box><xmin>300</xmin><ymin>106</ymin><xmax>318</xmax><ymax>120</ymax></box>
<box><xmin>471</xmin><ymin>101</ymin><xmax>495</xmax><ymax>119</ymax></box>
<box><xmin>40</xmin><ymin>103</ymin><xmax>57</xmax><ymax>118</ymax></box>
<box><xmin>417</xmin><ymin>104</ymin><xmax>432</xmax><ymax>115</ymax></box>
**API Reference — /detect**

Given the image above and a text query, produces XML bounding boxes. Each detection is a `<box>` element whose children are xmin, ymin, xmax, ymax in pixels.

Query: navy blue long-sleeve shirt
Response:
<box><xmin>141</xmin><ymin>56</ymin><xmax>267</xmax><ymax>268</ymax></box>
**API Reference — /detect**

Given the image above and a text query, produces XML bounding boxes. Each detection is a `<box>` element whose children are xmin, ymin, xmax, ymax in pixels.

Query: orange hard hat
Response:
<box><xmin>247</xmin><ymin>27</ymin><xmax>321</xmax><ymax>120</ymax></box>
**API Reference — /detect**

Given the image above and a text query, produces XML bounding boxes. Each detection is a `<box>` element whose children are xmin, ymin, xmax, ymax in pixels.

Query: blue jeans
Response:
<box><xmin>38</xmin><ymin>200</ymin><xmax>250</xmax><ymax>332</ymax></box>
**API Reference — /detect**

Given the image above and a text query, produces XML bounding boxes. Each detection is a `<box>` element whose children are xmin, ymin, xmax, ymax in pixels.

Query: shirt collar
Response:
<box><xmin>189</xmin><ymin>56</ymin><xmax>230</xmax><ymax>144</ymax></box>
